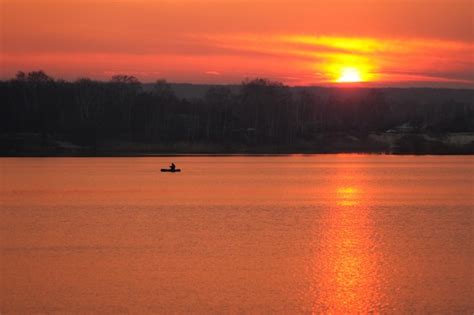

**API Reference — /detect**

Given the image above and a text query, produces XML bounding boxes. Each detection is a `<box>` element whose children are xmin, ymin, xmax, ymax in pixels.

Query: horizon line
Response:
<box><xmin>2</xmin><ymin>73</ymin><xmax>473</xmax><ymax>90</ymax></box>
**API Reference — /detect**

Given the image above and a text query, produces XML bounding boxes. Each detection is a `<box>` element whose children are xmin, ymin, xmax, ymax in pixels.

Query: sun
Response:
<box><xmin>337</xmin><ymin>67</ymin><xmax>362</xmax><ymax>83</ymax></box>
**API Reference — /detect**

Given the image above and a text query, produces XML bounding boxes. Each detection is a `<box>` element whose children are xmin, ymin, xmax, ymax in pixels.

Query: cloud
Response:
<box><xmin>192</xmin><ymin>33</ymin><xmax>474</xmax><ymax>85</ymax></box>
<box><xmin>2</xmin><ymin>32</ymin><xmax>473</xmax><ymax>87</ymax></box>
<box><xmin>2</xmin><ymin>0</ymin><xmax>472</xmax><ymax>86</ymax></box>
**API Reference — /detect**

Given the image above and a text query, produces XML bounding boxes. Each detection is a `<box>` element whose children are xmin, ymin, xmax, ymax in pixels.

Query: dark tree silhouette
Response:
<box><xmin>0</xmin><ymin>70</ymin><xmax>473</xmax><ymax>154</ymax></box>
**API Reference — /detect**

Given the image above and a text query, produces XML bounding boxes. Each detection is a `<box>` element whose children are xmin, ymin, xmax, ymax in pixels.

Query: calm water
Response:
<box><xmin>1</xmin><ymin>155</ymin><xmax>473</xmax><ymax>314</ymax></box>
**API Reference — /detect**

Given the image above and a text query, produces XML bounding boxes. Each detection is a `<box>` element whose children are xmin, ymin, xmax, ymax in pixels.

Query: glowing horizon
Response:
<box><xmin>1</xmin><ymin>0</ymin><xmax>473</xmax><ymax>87</ymax></box>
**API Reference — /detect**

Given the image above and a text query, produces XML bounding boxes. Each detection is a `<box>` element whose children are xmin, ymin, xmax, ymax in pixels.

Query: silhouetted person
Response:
<box><xmin>170</xmin><ymin>163</ymin><xmax>176</xmax><ymax>171</ymax></box>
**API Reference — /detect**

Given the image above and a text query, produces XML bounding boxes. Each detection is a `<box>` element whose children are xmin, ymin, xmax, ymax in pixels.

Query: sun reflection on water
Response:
<box><xmin>336</xmin><ymin>186</ymin><xmax>361</xmax><ymax>206</ymax></box>
<box><xmin>311</xmin><ymin>162</ymin><xmax>383</xmax><ymax>313</ymax></box>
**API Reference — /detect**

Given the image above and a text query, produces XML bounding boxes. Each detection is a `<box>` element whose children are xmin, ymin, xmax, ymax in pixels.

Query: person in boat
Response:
<box><xmin>170</xmin><ymin>162</ymin><xmax>176</xmax><ymax>171</ymax></box>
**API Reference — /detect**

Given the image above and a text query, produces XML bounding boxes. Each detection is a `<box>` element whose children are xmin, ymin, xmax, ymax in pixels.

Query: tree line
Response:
<box><xmin>1</xmin><ymin>71</ymin><xmax>473</xmax><ymax>153</ymax></box>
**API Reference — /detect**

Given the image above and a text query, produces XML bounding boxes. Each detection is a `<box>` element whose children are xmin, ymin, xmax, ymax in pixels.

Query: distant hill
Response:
<box><xmin>144</xmin><ymin>83</ymin><xmax>473</xmax><ymax>105</ymax></box>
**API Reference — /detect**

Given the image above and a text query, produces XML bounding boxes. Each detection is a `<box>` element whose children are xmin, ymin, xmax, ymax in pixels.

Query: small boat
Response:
<box><xmin>161</xmin><ymin>168</ymin><xmax>181</xmax><ymax>172</ymax></box>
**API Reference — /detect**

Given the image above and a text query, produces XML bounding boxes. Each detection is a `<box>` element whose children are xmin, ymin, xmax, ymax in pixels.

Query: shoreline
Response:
<box><xmin>2</xmin><ymin>151</ymin><xmax>473</xmax><ymax>157</ymax></box>
<box><xmin>2</xmin><ymin>132</ymin><xmax>473</xmax><ymax>157</ymax></box>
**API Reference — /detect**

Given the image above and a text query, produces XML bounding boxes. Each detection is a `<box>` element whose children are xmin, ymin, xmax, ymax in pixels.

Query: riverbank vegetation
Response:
<box><xmin>1</xmin><ymin>71</ymin><xmax>473</xmax><ymax>155</ymax></box>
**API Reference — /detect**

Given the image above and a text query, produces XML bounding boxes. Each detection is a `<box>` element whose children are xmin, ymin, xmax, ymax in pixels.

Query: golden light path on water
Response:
<box><xmin>310</xmin><ymin>157</ymin><xmax>383</xmax><ymax>313</ymax></box>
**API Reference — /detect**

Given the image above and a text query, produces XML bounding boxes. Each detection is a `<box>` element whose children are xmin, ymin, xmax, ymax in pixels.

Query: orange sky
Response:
<box><xmin>1</xmin><ymin>0</ymin><xmax>473</xmax><ymax>87</ymax></box>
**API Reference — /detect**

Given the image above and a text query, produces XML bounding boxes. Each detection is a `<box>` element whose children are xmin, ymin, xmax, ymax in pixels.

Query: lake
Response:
<box><xmin>1</xmin><ymin>155</ymin><xmax>473</xmax><ymax>313</ymax></box>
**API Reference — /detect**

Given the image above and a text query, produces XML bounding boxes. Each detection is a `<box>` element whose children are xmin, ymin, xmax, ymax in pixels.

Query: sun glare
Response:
<box><xmin>337</xmin><ymin>67</ymin><xmax>362</xmax><ymax>83</ymax></box>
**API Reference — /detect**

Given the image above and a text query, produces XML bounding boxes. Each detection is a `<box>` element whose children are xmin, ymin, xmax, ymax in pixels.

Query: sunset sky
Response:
<box><xmin>1</xmin><ymin>0</ymin><xmax>473</xmax><ymax>87</ymax></box>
